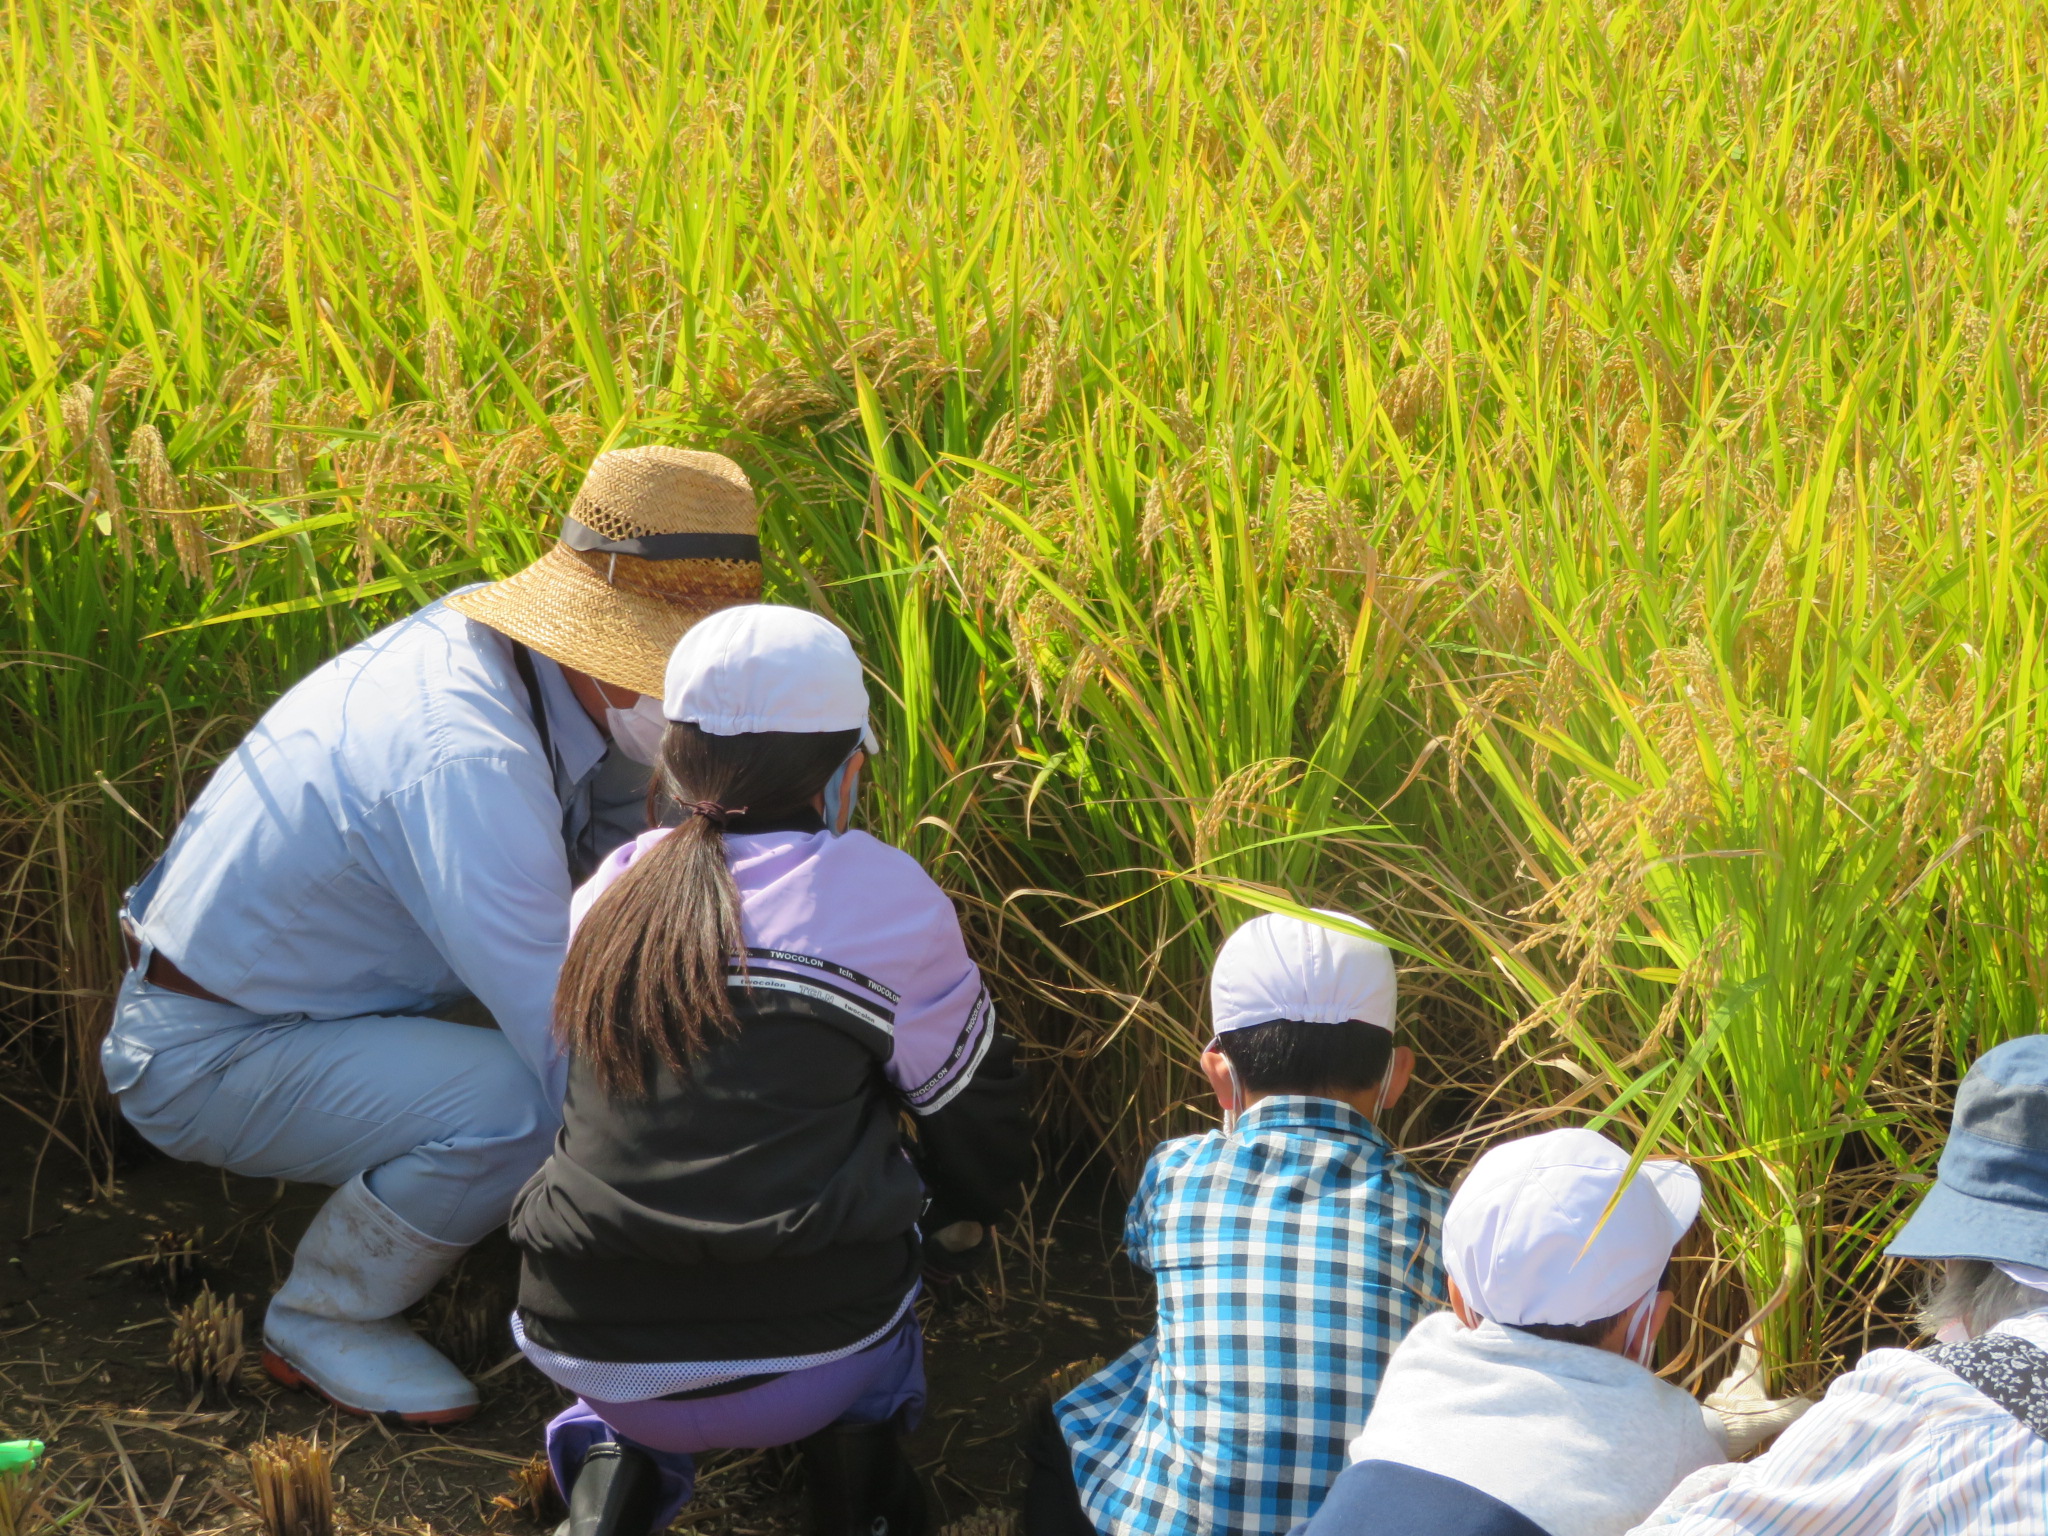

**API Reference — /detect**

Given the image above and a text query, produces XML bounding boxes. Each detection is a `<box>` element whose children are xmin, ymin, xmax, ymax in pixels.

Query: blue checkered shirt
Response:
<box><xmin>1056</xmin><ymin>1097</ymin><xmax>1447</xmax><ymax>1536</ymax></box>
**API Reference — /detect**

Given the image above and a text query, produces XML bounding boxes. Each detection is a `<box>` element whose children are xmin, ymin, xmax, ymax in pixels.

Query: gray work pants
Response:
<box><xmin>106</xmin><ymin>966</ymin><xmax>558</xmax><ymax>1246</ymax></box>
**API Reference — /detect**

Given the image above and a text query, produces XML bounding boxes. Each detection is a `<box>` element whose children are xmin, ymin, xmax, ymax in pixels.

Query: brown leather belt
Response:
<box><xmin>122</xmin><ymin>931</ymin><xmax>232</xmax><ymax>1005</ymax></box>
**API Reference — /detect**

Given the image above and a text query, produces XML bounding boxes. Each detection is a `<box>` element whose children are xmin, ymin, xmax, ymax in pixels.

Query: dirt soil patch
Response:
<box><xmin>0</xmin><ymin>1113</ymin><xmax>1141</xmax><ymax>1536</ymax></box>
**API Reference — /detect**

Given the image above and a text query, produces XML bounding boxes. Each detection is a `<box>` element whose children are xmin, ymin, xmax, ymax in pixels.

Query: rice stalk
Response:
<box><xmin>247</xmin><ymin>1435</ymin><xmax>333</xmax><ymax>1536</ymax></box>
<box><xmin>0</xmin><ymin>1450</ymin><xmax>49</xmax><ymax>1536</ymax></box>
<box><xmin>489</xmin><ymin>1456</ymin><xmax>564</xmax><ymax>1528</ymax></box>
<box><xmin>136</xmin><ymin>1227</ymin><xmax>204</xmax><ymax>1298</ymax></box>
<box><xmin>167</xmin><ymin>1285</ymin><xmax>245</xmax><ymax>1405</ymax></box>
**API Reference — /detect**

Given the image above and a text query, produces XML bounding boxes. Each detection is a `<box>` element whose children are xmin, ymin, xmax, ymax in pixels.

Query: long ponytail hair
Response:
<box><xmin>554</xmin><ymin>721</ymin><xmax>862</xmax><ymax>1095</ymax></box>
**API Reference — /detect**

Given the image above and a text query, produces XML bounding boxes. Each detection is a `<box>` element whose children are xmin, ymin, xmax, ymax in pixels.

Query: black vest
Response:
<box><xmin>511</xmin><ymin>986</ymin><xmax>923</xmax><ymax>1364</ymax></box>
<box><xmin>1292</xmin><ymin>1460</ymin><xmax>1552</xmax><ymax>1536</ymax></box>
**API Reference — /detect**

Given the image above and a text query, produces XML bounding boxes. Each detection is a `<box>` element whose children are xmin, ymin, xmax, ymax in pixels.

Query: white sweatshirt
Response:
<box><xmin>1348</xmin><ymin>1312</ymin><xmax>1727</xmax><ymax>1536</ymax></box>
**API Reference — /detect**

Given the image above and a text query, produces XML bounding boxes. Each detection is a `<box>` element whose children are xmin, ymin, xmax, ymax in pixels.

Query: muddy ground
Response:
<box><xmin>0</xmin><ymin>1112</ymin><xmax>1142</xmax><ymax>1536</ymax></box>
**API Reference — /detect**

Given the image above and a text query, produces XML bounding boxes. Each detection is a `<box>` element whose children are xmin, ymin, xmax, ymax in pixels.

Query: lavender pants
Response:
<box><xmin>545</xmin><ymin>1319</ymin><xmax>926</xmax><ymax>1527</ymax></box>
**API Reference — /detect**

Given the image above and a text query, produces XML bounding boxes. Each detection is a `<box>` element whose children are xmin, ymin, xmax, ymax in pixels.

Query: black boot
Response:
<box><xmin>795</xmin><ymin>1419</ymin><xmax>931</xmax><ymax>1536</ymax></box>
<box><xmin>1021</xmin><ymin>1402</ymin><xmax>1098</xmax><ymax>1536</ymax></box>
<box><xmin>554</xmin><ymin>1442</ymin><xmax>663</xmax><ymax>1536</ymax></box>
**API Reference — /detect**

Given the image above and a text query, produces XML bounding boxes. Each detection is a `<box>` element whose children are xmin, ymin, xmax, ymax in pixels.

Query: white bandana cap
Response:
<box><xmin>1444</xmin><ymin>1127</ymin><xmax>1702</xmax><ymax>1328</ymax></box>
<box><xmin>663</xmin><ymin>604</ymin><xmax>878</xmax><ymax>751</ymax></box>
<box><xmin>1209</xmin><ymin>909</ymin><xmax>1397</xmax><ymax>1035</ymax></box>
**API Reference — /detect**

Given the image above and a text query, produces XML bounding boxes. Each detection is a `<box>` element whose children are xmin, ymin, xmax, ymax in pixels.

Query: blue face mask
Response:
<box><xmin>822</xmin><ymin>752</ymin><xmax>862</xmax><ymax>833</ymax></box>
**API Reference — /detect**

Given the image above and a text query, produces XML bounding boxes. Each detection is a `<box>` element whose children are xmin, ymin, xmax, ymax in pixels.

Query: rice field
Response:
<box><xmin>5</xmin><ymin>0</ymin><xmax>2048</xmax><ymax>1399</ymax></box>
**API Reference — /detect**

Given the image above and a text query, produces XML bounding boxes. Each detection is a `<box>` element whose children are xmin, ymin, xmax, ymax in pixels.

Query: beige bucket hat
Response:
<box><xmin>448</xmin><ymin>446</ymin><xmax>763</xmax><ymax>697</ymax></box>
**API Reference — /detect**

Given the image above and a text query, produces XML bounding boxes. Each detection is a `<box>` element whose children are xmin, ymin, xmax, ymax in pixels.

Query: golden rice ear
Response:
<box><xmin>167</xmin><ymin>1286</ymin><xmax>245</xmax><ymax>1406</ymax></box>
<box><xmin>247</xmin><ymin>1435</ymin><xmax>334</xmax><ymax>1536</ymax></box>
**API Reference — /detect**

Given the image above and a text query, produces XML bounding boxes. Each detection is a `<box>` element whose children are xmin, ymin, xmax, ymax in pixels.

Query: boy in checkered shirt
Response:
<box><xmin>1026</xmin><ymin>910</ymin><xmax>1448</xmax><ymax>1536</ymax></box>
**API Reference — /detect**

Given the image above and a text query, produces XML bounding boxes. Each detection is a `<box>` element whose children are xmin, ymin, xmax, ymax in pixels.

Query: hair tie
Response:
<box><xmin>684</xmin><ymin>800</ymin><xmax>748</xmax><ymax>826</ymax></box>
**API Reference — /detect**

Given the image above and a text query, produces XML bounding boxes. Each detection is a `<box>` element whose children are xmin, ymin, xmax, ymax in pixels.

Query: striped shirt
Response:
<box><xmin>1629</xmin><ymin>1309</ymin><xmax>2048</xmax><ymax>1534</ymax></box>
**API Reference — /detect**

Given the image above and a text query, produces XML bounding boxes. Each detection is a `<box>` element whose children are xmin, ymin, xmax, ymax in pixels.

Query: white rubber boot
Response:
<box><xmin>261</xmin><ymin>1174</ymin><xmax>480</xmax><ymax>1424</ymax></box>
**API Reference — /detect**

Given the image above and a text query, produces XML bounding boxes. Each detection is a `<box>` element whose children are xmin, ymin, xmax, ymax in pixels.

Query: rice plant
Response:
<box><xmin>6</xmin><ymin>0</ymin><xmax>2047</xmax><ymax>1385</ymax></box>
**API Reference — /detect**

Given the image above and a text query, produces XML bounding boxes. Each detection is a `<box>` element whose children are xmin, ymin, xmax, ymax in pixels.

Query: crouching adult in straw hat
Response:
<box><xmin>101</xmin><ymin>447</ymin><xmax>763</xmax><ymax>1424</ymax></box>
<box><xmin>1628</xmin><ymin>1034</ymin><xmax>2048</xmax><ymax>1533</ymax></box>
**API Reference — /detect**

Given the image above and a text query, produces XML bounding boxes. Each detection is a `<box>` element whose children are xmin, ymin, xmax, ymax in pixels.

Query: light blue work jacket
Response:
<box><xmin>105</xmin><ymin>592</ymin><xmax>648</xmax><ymax>1103</ymax></box>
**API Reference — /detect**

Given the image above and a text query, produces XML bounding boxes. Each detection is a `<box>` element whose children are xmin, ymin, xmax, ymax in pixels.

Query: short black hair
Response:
<box><xmin>1509</xmin><ymin>1311</ymin><xmax>1631</xmax><ymax>1348</ymax></box>
<box><xmin>1212</xmin><ymin>1019</ymin><xmax>1395</xmax><ymax>1096</ymax></box>
<box><xmin>1507</xmin><ymin>1261</ymin><xmax>1676</xmax><ymax>1348</ymax></box>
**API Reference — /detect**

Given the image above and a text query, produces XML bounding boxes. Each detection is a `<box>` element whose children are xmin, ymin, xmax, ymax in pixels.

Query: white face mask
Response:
<box><xmin>605</xmin><ymin>695</ymin><xmax>669</xmax><ymax>766</ymax></box>
<box><xmin>1621</xmin><ymin>1288</ymin><xmax>1662</xmax><ymax>1366</ymax></box>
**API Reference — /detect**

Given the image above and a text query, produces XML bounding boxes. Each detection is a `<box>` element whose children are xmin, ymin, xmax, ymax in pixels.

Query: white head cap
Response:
<box><xmin>662</xmin><ymin>604</ymin><xmax>878</xmax><ymax>750</ymax></box>
<box><xmin>1209</xmin><ymin>909</ymin><xmax>1397</xmax><ymax>1036</ymax></box>
<box><xmin>1444</xmin><ymin>1127</ymin><xmax>1701</xmax><ymax>1328</ymax></box>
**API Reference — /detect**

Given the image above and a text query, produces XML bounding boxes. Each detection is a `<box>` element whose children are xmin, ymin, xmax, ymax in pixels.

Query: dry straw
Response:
<box><xmin>1031</xmin><ymin>1357</ymin><xmax>1108</xmax><ymax>1410</ymax></box>
<box><xmin>937</xmin><ymin>1512</ymin><xmax>1021</xmax><ymax>1536</ymax></box>
<box><xmin>420</xmin><ymin>1265</ymin><xmax>511</xmax><ymax>1376</ymax></box>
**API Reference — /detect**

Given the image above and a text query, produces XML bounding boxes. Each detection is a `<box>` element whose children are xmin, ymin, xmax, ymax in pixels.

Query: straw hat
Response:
<box><xmin>448</xmin><ymin>447</ymin><xmax>763</xmax><ymax>697</ymax></box>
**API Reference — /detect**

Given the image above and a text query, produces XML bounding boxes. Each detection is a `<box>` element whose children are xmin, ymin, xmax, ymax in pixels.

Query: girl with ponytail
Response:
<box><xmin>511</xmin><ymin>606</ymin><xmax>1030</xmax><ymax>1536</ymax></box>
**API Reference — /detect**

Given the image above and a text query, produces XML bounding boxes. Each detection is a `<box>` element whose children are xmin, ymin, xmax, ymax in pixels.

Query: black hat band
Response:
<box><xmin>562</xmin><ymin>517</ymin><xmax>761</xmax><ymax>564</ymax></box>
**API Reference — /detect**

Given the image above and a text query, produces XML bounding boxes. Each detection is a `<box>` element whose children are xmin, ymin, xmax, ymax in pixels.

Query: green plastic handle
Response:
<box><xmin>0</xmin><ymin>1440</ymin><xmax>43</xmax><ymax>1474</ymax></box>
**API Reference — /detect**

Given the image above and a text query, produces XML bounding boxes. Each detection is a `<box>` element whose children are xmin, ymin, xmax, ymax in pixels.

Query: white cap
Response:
<box><xmin>1209</xmin><ymin>909</ymin><xmax>1397</xmax><ymax>1035</ymax></box>
<box><xmin>662</xmin><ymin>604</ymin><xmax>878</xmax><ymax>750</ymax></box>
<box><xmin>1443</xmin><ymin>1127</ymin><xmax>1701</xmax><ymax>1328</ymax></box>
